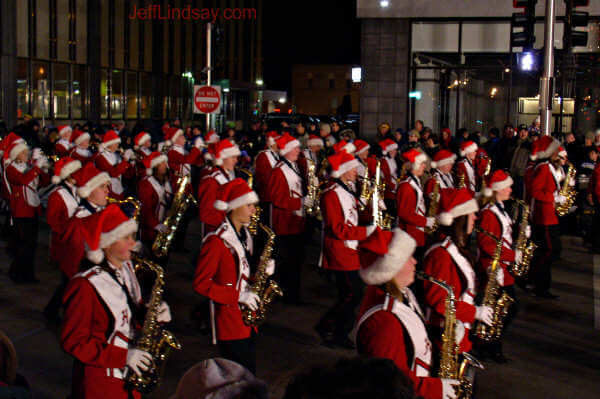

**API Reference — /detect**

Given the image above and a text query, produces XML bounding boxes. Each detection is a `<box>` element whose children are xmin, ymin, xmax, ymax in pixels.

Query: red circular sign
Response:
<box><xmin>194</xmin><ymin>86</ymin><xmax>221</xmax><ymax>113</ymax></box>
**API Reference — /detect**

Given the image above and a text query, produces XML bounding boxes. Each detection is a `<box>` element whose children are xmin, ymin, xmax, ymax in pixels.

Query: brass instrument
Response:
<box><xmin>456</xmin><ymin>171</ymin><xmax>466</xmax><ymax>189</ymax></box>
<box><xmin>236</xmin><ymin>167</ymin><xmax>261</xmax><ymax>235</ymax></box>
<box><xmin>416</xmin><ymin>271</ymin><xmax>483</xmax><ymax>399</ymax></box>
<box><xmin>425</xmin><ymin>179</ymin><xmax>440</xmax><ymax>235</ymax></box>
<box><xmin>242</xmin><ymin>223</ymin><xmax>283</xmax><ymax>326</ymax></box>
<box><xmin>556</xmin><ymin>162</ymin><xmax>577</xmax><ymax>216</ymax></box>
<box><xmin>305</xmin><ymin>158</ymin><xmax>322</xmax><ymax>219</ymax></box>
<box><xmin>152</xmin><ymin>174</ymin><xmax>197</xmax><ymax>258</ymax></box>
<box><xmin>511</xmin><ymin>198</ymin><xmax>536</xmax><ymax>279</ymax></box>
<box><xmin>372</xmin><ymin>160</ymin><xmax>393</xmax><ymax>230</ymax></box>
<box><xmin>357</xmin><ymin>164</ymin><xmax>372</xmax><ymax>211</ymax></box>
<box><xmin>107</xmin><ymin>196</ymin><xmax>142</xmax><ymax>223</ymax></box>
<box><xmin>474</xmin><ymin>227</ymin><xmax>515</xmax><ymax>343</ymax></box>
<box><xmin>126</xmin><ymin>253</ymin><xmax>181</xmax><ymax>393</ymax></box>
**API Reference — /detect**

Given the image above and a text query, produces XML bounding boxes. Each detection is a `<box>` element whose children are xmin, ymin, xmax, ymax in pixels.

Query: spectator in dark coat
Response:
<box><xmin>508</xmin><ymin>125</ymin><xmax>532</xmax><ymax>199</ymax></box>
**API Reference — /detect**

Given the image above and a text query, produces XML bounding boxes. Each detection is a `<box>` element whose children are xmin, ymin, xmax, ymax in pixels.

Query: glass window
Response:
<box><xmin>126</xmin><ymin>72</ymin><xmax>138</xmax><ymax>119</ymax></box>
<box><xmin>170</xmin><ymin>76</ymin><xmax>180</xmax><ymax>119</ymax></box>
<box><xmin>140</xmin><ymin>72</ymin><xmax>151</xmax><ymax>118</ymax></box>
<box><xmin>129</xmin><ymin>4</ymin><xmax>139</xmax><ymax>70</ymax></box>
<box><xmin>17</xmin><ymin>59</ymin><xmax>29</xmax><ymax>118</ymax></box>
<box><xmin>16</xmin><ymin>2</ymin><xmax>28</xmax><ymax>56</ymax></box>
<box><xmin>115</xmin><ymin>0</ymin><xmax>125</xmax><ymax>69</ymax></box>
<box><xmin>72</xmin><ymin>64</ymin><xmax>87</xmax><ymax>120</ymax></box>
<box><xmin>32</xmin><ymin>62</ymin><xmax>50</xmax><ymax>119</ymax></box>
<box><xmin>462</xmin><ymin>23</ymin><xmax>510</xmax><ymax>53</ymax></box>
<box><xmin>112</xmin><ymin>70</ymin><xmax>124</xmax><ymax>119</ymax></box>
<box><xmin>76</xmin><ymin>0</ymin><xmax>88</xmax><ymax>64</ymax></box>
<box><xmin>37</xmin><ymin>1</ymin><xmax>50</xmax><ymax>59</ymax></box>
<box><xmin>100</xmin><ymin>69</ymin><xmax>109</xmax><ymax>119</ymax></box>
<box><xmin>411</xmin><ymin>23</ymin><xmax>459</xmax><ymax>52</ymax></box>
<box><xmin>57</xmin><ymin>0</ymin><xmax>70</xmax><ymax>61</ymax></box>
<box><xmin>53</xmin><ymin>63</ymin><xmax>70</xmax><ymax>119</ymax></box>
<box><xmin>100</xmin><ymin>0</ymin><xmax>109</xmax><ymax>67</ymax></box>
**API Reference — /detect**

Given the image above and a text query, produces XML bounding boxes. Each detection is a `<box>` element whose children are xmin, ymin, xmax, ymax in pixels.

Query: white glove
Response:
<box><xmin>365</xmin><ymin>224</ymin><xmax>377</xmax><ymax>236</ymax></box>
<box><xmin>455</xmin><ymin>320</ymin><xmax>465</xmax><ymax>344</ymax></box>
<box><xmin>154</xmin><ymin>223</ymin><xmax>168</xmax><ymax>233</ymax></box>
<box><xmin>488</xmin><ymin>266</ymin><xmax>505</xmax><ymax>286</ymax></box>
<box><xmin>239</xmin><ymin>289</ymin><xmax>260</xmax><ymax>311</ymax></box>
<box><xmin>515</xmin><ymin>249</ymin><xmax>523</xmax><ymax>265</ymax></box>
<box><xmin>554</xmin><ymin>193</ymin><xmax>567</xmax><ymax>205</ymax></box>
<box><xmin>31</xmin><ymin>148</ymin><xmax>43</xmax><ymax>160</ymax></box>
<box><xmin>156</xmin><ymin>301</ymin><xmax>171</xmax><ymax>323</ymax></box>
<box><xmin>303</xmin><ymin>196</ymin><xmax>314</xmax><ymax>210</ymax></box>
<box><xmin>265</xmin><ymin>259</ymin><xmax>275</xmax><ymax>276</ymax></box>
<box><xmin>525</xmin><ymin>225</ymin><xmax>531</xmax><ymax>239</ymax></box>
<box><xmin>441</xmin><ymin>378</ymin><xmax>459</xmax><ymax>399</ymax></box>
<box><xmin>569</xmin><ymin>178</ymin><xmax>576</xmax><ymax>187</ymax></box>
<box><xmin>126</xmin><ymin>348</ymin><xmax>153</xmax><ymax>377</ymax></box>
<box><xmin>475</xmin><ymin>305</ymin><xmax>494</xmax><ymax>326</ymax></box>
<box><xmin>194</xmin><ymin>137</ymin><xmax>205</xmax><ymax>149</ymax></box>
<box><xmin>124</xmin><ymin>149</ymin><xmax>135</xmax><ymax>161</ymax></box>
<box><xmin>378</xmin><ymin>198</ymin><xmax>386</xmax><ymax>210</ymax></box>
<box><xmin>34</xmin><ymin>156</ymin><xmax>49</xmax><ymax>170</ymax></box>
<box><xmin>426</xmin><ymin>217</ymin><xmax>436</xmax><ymax>228</ymax></box>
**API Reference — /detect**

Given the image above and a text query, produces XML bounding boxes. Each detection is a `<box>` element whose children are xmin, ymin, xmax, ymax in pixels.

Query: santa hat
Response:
<box><xmin>101</xmin><ymin>130</ymin><xmax>121</xmax><ymax>149</ymax></box>
<box><xmin>134</xmin><ymin>132</ymin><xmax>151</xmax><ymax>149</ymax></box>
<box><xmin>142</xmin><ymin>151</ymin><xmax>168</xmax><ymax>176</ymax></box>
<box><xmin>307</xmin><ymin>134</ymin><xmax>323</xmax><ymax>148</ymax></box>
<box><xmin>0</xmin><ymin>133</ymin><xmax>24</xmax><ymax>159</ymax></box>
<box><xmin>358</xmin><ymin>228</ymin><xmax>416</xmax><ymax>286</ymax></box>
<box><xmin>266</xmin><ymin>131</ymin><xmax>280</xmax><ymax>146</ymax></box>
<box><xmin>80</xmin><ymin>204</ymin><xmax>138</xmax><ymax>264</ymax></box>
<box><xmin>73</xmin><ymin>163</ymin><xmax>111</xmax><ymax>198</ymax></box>
<box><xmin>276</xmin><ymin>133</ymin><xmax>300</xmax><ymax>156</ymax></box>
<box><xmin>214</xmin><ymin>178</ymin><xmax>259</xmax><ymax>212</ymax></box>
<box><xmin>70</xmin><ymin>129</ymin><xmax>90</xmax><ymax>146</ymax></box>
<box><xmin>205</xmin><ymin>142</ymin><xmax>217</xmax><ymax>161</ymax></box>
<box><xmin>57</xmin><ymin>125</ymin><xmax>72</xmax><ymax>139</ymax></box>
<box><xmin>430</xmin><ymin>149</ymin><xmax>456</xmax><ymax>169</ymax></box>
<box><xmin>530</xmin><ymin>135</ymin><xmax>560</xmax><ymax>160</ymax></box>
<box><xmin>205</xmin><ymin>130</ymin><xmax>219</xmax><ymax>144</ymax></box>
<box><xmin>214</xmin><ymin>139</ymin><xmax>241</xmax><ymax>166</ymax></box>
<box><xmin>459</xmin><ymin>140</ymin><xmax>478</xmax><ymax>157</ymax></box>
<box><xmin>333</xmin><ymin>140</ymin><xmax>356</xmax><ymax>155</ymax></box>
<box><xmin>329</xmin><ymin>151</ymin><xmax>360</xmax><ymax>178</ymax></box>
<box><xmin>379</xmin><ymin>139</ymin><xmax>398</xmax><ymax>155</ymax></box>
<box><xmin>558</xmin><ymin>146</ymin><xmax>567</xmax><ymax>159</ymax></box>
<box><xmin>437</xmin><ymin>188</ymin><xmax>479</xmax><ymax>226</ymax></box>
<box><xmin>8</xmin><ymin>140</ymin><xmax>28</xmax><ymax>162</ymax></box>
<box><xmin>51</xmin><ymin>157</ymin><xmax>82</xmax><ymax>184</ymax></box>
<box><xmin>164</xmin><ymin>127</ymin><xmax>184</xmax><ymax>146</ymax></box>
<box><xmin>483</xmin><ymin>170</ymin><xmax>513</xmax><ymax>197</ymax></box>
<box><xmin>402</xmin><ymin>148</ymin><xmax>428</xmax><ymax>170</ymax></box>
<box><xmin>354</xmin><ymin>139</ymin><xmax>370</xmax><ymax>155</ymax></box>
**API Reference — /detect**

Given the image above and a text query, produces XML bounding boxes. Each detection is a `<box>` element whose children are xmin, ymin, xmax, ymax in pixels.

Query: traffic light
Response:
<box><xmin>511</xmin><ymin>0</ymin><xmax>537</xmax><ymax>49</ymax></box>
<box><xmin>565</xmin><ymin>0</ymin><xmax>589</xmax><ymax>48</ymax></box>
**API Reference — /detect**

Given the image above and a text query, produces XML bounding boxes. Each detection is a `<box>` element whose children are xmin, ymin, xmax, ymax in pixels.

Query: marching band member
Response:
<box><xmin>396</xmin><ymin>149</ymin><xmax>435</xmax><ymax>255</ymax></box>
<box><xmin>425</xmin><ymin>149</ymin><xmax>456</xmax><ymax>196</ymax></box>
<box><xmin>69</xmin><ymin>130</ymin><xmax>94</xmax><ymax>164</ymax></box>
<box><xmin>332</xmin><ymin>140</ymin><xmax>356</xmax><ymax>155</ymax></box>
<box><xmin>95</xmin><ymin>130</ymin><xmax>135</xmax><ymax>200</ymax></box>
<box><xmin>5</xmin><ymin>140</ymin><xmax>49</xmax><ymax>283</ymax></box>
<box><xmin>43</xmin><ymin>157</ymin><xmax>82</xmax><ymax>322</ymax></box>
<box><xmin>193</xmin><ymin>178</ymin><xmax>270</xmax><ymax>374</ymax></box>
<box><xmin>353</xmin><ymin>139</ymin><xmax>370</xmax><ymax>177</ymax></box>
<box><xmin>378</xmin><ymin>139</ymin><xmax>399</xmax><ymax>214</ymax></box>
<box><xmin>254</xmin><ymin>131</ymin><xmax>280</xmax><ymax>204</ymax></box>
<box><xmin>267</xmin><ymin>133</ymin><xmax>311</xmax><ymax>304</ymax></box>
<box><xmin>0</xmin><ymin>133</ymin><xmax>25</xmax><ymax>205</ymax></box>
<box><xmin>137</xmin><ymin>152</ymin><xmax>172</xmax><ymax>249</ymax></box>
<box><xmin>54</xmin><ymin>125</ymin><xmax>73</xmax><ymax>158</ymax></box>
<box><xmin>165</xmin><ymin>127</ymin><xmax>194</xmax><ymax>177</ymax></box>
<box><xmin>528</xmin><ymin>135</ymin><xmax>563</xmax><ymax>298</ymax></box>
<box><xmin>456</xmin><ymin>140</ymin><xmax>478</xmax><ymax>196</ymax></box>
<box><xmin>315</xmin><ymin>151</ymin><xmax>376</xmax><ymax>348</ymax></box>
<box><xmin>133</xmin><ymin>131</ymin><xmax>153</xmax><ymax>179</ymax></box>
<box><xmin>354</xmin><ymin>227</ymin><xmax>458</xmax><ymax>399</ymax></box>
<box><xmin>422</xmin><ymin>188</ymin><xmax>493</xmax><ymax>353</ymax></box>
<box><xmin>197</xmin><ymin>131</ymin><xmax>220</xmax><ymax>180</ymax></box>
<box><xmin>61</xmin><ymin>203</ymin><xmax>171</xmax><ymax>399</ymax></box>
<box><xmin>197</xmin><ymin>139</ymin><xmax>240</xmax><ymax>236</ymax></box>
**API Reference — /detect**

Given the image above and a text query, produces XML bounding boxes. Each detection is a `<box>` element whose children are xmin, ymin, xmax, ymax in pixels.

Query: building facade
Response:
<box><xmin>0</xmin><ymin>0</ymin><xmax>263</xmax><ymax>129</ymax></box>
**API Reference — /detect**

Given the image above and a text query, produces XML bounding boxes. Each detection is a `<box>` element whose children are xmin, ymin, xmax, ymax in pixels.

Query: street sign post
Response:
<box><xmin>193</xmin><ymin>85</ymin><xmax>222</xmax><ymax>114</ymax></box>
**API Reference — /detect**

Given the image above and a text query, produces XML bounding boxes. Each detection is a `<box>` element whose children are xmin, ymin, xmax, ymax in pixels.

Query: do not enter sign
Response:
<box><xmin>193</xmin><ymin>85</ymin><xmax>222</xmax><ymax>114</ymax></box>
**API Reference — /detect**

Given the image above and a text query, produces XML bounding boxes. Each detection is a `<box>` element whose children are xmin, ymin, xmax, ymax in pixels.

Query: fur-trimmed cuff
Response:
<box><xmin>359</xmin><ymin>228</ymin><xmax>416</xmax><ymax>286</ymax></box>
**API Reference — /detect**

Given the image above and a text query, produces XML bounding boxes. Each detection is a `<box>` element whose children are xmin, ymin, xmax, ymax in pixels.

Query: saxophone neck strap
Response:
<box><xmin>100</xmin><ymin>261</ymin><xmax>143</xmax><ymax>321</ymax></box>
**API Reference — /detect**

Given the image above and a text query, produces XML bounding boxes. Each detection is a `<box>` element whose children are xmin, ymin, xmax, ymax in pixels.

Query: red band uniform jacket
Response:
<box><xmin>55</xmin><ymin>139</ymin><xmax>72</xmax><ymax>158</ymax></box>
<box><xmin>197</xmin><ymin>167</ymin><xmax>234</xmax><ymax>234</ymax></box>
<box><xmin>456</xmin><ymin>159</ymin><xmax>476</xmax><ymax>196</ymax></box>
<box><xmin>5</xmin><ymin>161</ymin><xmax>44</xmax><ymax>218</ymax></box>
<box><xmin>381</xmin><ymin>155</ymin><xmax>398</xmax><ymax>201</ymax></box>
<box><xmin>424</xmin><ymin>170</ymin><xmax>455</xmax><ymax>197</ymax></box>
<box><xmin>254</xmin><ymin>149</ymin><xmax>279</xmax><ymax>201</ymax></box>
<box><xmin>137</xmin><ymin>176</ymin><xmax>173</xmax><ymax>243</ymax></box>
<box><xmin>267</xmin><ymin>159</ymin><xmax>306</xmax><ymax>235</ymax></box>
<box><xmin>95</xmin><ymin>151</ymin><xmax>133</xmax><ymax>200</ymax></box>
<box><xmin>70</xmin><ymin>147</ymin><xmax>94</xmax><ymax>165</ymax></box>
<box><xmin>46</xmin><ymin>182</ymin><xmax>80</xmax><ymax>264</ymax></box>
<box><xmin>396</xmin><ymin>174</ymin><xmax>428</xmax><ymax>247</ymax></box>
<box><xmin>193</xmin><ymin>219</ymin><xmax>254</xmax><ymax>341</ymax></box>
<box><xmin>477</xmin><ymin>202</ymin><xmax>516</xmax><ymax>287</ymax></box>
<box><xmin>530</xmin><ymin>161</ymin><xmax>562</xmax><ymax>226</ymax></box>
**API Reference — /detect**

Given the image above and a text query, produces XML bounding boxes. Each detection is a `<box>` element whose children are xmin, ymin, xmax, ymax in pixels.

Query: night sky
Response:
<box><xmin>262</xmin><ymin>0</ymin><xmax>361</xmax><ymax>93</ymax></box>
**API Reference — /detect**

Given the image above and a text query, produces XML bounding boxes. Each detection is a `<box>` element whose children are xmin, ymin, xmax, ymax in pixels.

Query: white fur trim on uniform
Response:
<box><xmin>279</xmin><ymin>139</ymin><xmax>300</xmax><ymax>156</ymax></box>
<box><xmin>100</xmin><ymin>138</ymin><xmax>121</xmax><ymax>149</ymax></box>
<box><xmin>359</xmin><ymin>228</ymin><xmax>417</xmax><ymax>286</ymax></box>
<box><xmin>437</xmin><ymin>198</ymin><xmax>479</xmax><ymax>226</ymax></box>
<box><xmin>530</xmin><ymin>138</ymin><xmax>560</xmax><ymax>160</ymax></box>
<box><xmin>52</xmin><ymin>160</ymin><xmax>82</xmax><ymax>184</ymax></box>
<box><xmin>307</xmin><ymin>137</ymin><xmax>323</xmax><ymax>147</ymax></box>
<box><xmin>215</xmin><ymin>146</ymin><xmax>241</xmax><ymax>166</ymax></box>
<box><xmin>331</xmin><ymin>159</ymin><xmax>360</xmax><ymax>178</ymax></box>
<box><xmin>430</xmin><ymin>154</ymin><xmax>456</xmax><ymax>169</ymax></box>
<box><xmin>77</xmin><ymin>171</ymin><xmax>111</xmax><ymax>198</ymax></box>
<box><xmin>213</xmin><ymin>191</ymin><xmax>259</xmax><ymax>212</ymax></box>
<box><xmin>9</xmin><ymin>143</ymin><xmax>28</xmax><ymax>161</ymax></box>
<box><xmin>460</xmin><ymin>143</ymin><xmax>478</xmax><ymax>157</ymax></box>
<box><xmin>74</xmin><ymin>132</ymin><xmax>91</xmax><ymax>146</ymax></box>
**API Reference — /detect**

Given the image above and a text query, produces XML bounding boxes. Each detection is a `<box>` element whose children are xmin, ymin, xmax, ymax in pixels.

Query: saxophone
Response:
<box><xmin>372</xmin><ymin>160</ymin><xmax>393</xmax><ymax>230</ymax></box>
<box><xmin>474</xmin><ymin>227</ymin><xmax>515</xmax><ymax>342</ymax></box>
<box><xmin>236</xmin><ymin>167</ymin><xmax>261</xmax><ymax>235</ymax></box>
<box><xmin>358</xmin><ymin>163</ymin><xmax>371</xmax><ymax>211</ymax></box>
<box><xmin>126</xmin><ymin>253</ymin><xmax>181</xmax><ymax>393</ymax></box>
<box><xmin>416</xmin><ymin>271</ymin><xmax>483</xmax><ymax>399</ymax></box>
<box><xmin>305</xmin><ymin>158</ymin><xmax>322</xmax><ymax>218</ymax></box>
<box><xmin>456</xmin><ymin>171</ymin><xmax>466</xmax><ymax>189</ymax></box>
<box><xmin>152</xmin><ymin>174</ymin><xmax>198</xmax><ymax>258</ymax></box>
<box><xmin>556</xmin><ymin>162</ymin><xmax>577</xmax><ymax>217</ymax></box>
<box><xmin>425</xmin><ymin>178</ymin><xmax>440</xmax><ymax>235</ymax></box>
<box><xmin>511</xmin><ymin>198</ymin><xmax>536</xmax><ymax>279</ymax></box>
<box><xmin>242</xmin><ymin>223</ymin><xmax>283</xmax><ymax>326</ymax></box>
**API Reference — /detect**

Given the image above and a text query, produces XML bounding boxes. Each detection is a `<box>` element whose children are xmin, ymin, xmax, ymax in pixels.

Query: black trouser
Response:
<box><xmin>317</xmin><ymin>270</ymin><xmax>364</xmax><ymax>340</ymax></box>
<box><xmin>8</xmin><ymin>217</ymin><xmax>39</xmax><ymax>282</ymax></box>
<box><xmin>44</xmin><ymin>273</ymin><xmax>69</xmax><ymax>318</ymax></box>
<box><xmin>218</xmin><ymin>334</ymin><xmax>256</xmax><ymax>374</ymax></box>
<box><xmin>531</xmin><ymin>224</ymin><xmax>561</xmax><ymax>293</ymax></box>
<box><xmin>275</xmin><ymin>233</ymin><xmax>305</xmax><ymax>304</ymax></box>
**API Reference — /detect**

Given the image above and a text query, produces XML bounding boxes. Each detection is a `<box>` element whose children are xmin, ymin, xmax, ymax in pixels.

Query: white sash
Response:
<box><xmin>147</xmin><ymin>176</ymin><xmax>173</xmax><ymax>222</ymax></box>
<box><xmin>278</xmin><ymin>161</ymin><xmax>304</xmax><ymax>217</ymax></box>
<box><xmin>332</xmin><ymin>183</ymin><xmax>359</xmax><ymax>250</ymax></box>
<box><xmin>100</xmin><ymin>151</ymin><xmax>124</xmax><ymax>195</ymax></box>
<box><xmin>172</xmin><ymin>145</ymin><xmax>191</xmax><ymax>176</ymax></box>
<box><xmin>11</xmin><ymin>162</ymin><xmax>40</xmax><ymax>207</ymax></box>
<box><xmin>56</xmin><ymin>185</ymin><xmax>80</xmax><ymax>217</ymax></box>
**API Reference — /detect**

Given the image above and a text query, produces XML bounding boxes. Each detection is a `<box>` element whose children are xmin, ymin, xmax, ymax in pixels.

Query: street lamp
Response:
<box><xmin>380</xmin><ymin>0</ymin><xmax>390</xmax><ymax>8</ymax></box>
<box><xmin>256</xmin><ymin>79</ymin><xmax>264</xmax><ymax>86</ymax></box>
<box><xmin>278</xmin><ymin>97</ymin><xmax>286</xmax><ymax>104</ymax></box>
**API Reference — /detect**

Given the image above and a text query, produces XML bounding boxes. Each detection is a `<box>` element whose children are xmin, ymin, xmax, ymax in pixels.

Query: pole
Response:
<box><xmin>539</xmin><ymin>0</ymin><xmax>555</xmax><ymax>136</ymax></box>
<box><xmin>206</xmin><ymin>22</ymin><xmax>212</xmax><ymax>132</ymax></box>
